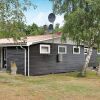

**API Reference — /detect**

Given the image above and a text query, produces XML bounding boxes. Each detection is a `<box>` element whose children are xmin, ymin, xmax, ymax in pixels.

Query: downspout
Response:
<box><xmin>28</xmin><ymin>46</ymin><xmax>30</xmax><ymax>76</ymax></box>
<box><xmin>20</xmin><ymin>46</ymin><xmax>26</xmax><ymax>76</ymax></box>
<box><xmin>1</xmin><ymin>47</ymin><xmax>3</xmax><ymax>69</ymax></box>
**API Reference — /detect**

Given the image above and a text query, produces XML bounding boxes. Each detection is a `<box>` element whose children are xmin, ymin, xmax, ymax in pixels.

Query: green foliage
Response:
<box><xmin>54</xmin><ymin>23</ymin><xmax>60</xmax><ymax>32</ymax></box>
<box><xmin>51</xmin><ymin>0</ymin><xmax>100</xmax><ymax>48</ymax></box>
<box><xmin>53</xmin><ymin>23</ymin><xmax>63</xmax><ymax>34</ymax></box>
<box><xmin>50</xmin><ymin>0</ymin><xmax>85</xmax><ymax>14</ymax></box>
<box><xmin>63</xmin><ymin>0</ymin><xmax>100</xmax><ymax>47</ymax></box>
<box><xmin>0</xmin><ymin>0</ymin><xmax>36</xmax><ymax>39</ymax></box>
<box><xmin>0</xmin><ymin>21</ymin><xmax>26</xmax><ymax>39</ymax></box>
<box><xmin>25</xmin><ymin>23</ymin><xmax>45</xmax><ymax>35</ymax></box>
<box><xmin>51</xmin><ymin>0</ymin><xmax>100</xmax><ymax>76</ymax></box>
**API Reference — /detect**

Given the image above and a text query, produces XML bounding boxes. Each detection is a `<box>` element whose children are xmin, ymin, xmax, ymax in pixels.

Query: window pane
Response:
<box><xmin>59</xmin><ymin>47</ymin><xmax>65</xmax><ymax>52</ymax></box>
<box><xmin>41</xmin><ymin>47</ymin><xmax>49</xmax><ymax>52</ymax></box>
<box><xmin>84</xmin><ymin>48</ymin><xmax>88</xmax><ymax>54</ymax></box>
<box><xmin>73</xmin><ymin>46</ymin><xmax>80</xmax><ymax>54</ymax></box>
<box><xmin>97</xmin><ymin>49</ymin><xmax>100</xmax><ymax>54</ymax></box>
<box><xmin>40</xmin><ymin>44</ymin><xmax>50</xmax><ymax>54</ymax></box>
<box><xmin>74</xmin><ymin>48</ymin><xmax>79</xmax><ymax>52</ymax></box>
<box><xmin>58</xmin><ymin>46</ymin><xmax>66</xmax><ymax>54</ymax></box>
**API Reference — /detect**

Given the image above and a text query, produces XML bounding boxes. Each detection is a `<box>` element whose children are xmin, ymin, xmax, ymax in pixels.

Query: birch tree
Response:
<box><xmin>50</xmin><ymin>0</ymin><xmax>100</xmax><ymax>76</ymax></box>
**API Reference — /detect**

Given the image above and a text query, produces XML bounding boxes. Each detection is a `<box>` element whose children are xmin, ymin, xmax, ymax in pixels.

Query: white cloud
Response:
<box><xmin>55</xmin><ymin>14</ymin><xmax>64</xmax><ymax>27</ymax></box>
<box><xmin>25</xmin><ymin>11</ymin><xmax>64</xmax><ymax>27</ymax></box>
<box><xmin>32</xmin><ymin>12</ymin><xmax>50</xmax><ymax>26</ymax></box>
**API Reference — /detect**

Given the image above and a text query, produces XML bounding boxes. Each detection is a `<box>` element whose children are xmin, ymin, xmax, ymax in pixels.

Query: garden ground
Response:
<box><xmin>0</xmin><ymin>70</ymin><xmax>100</xmax><ymax>100</ymax></box>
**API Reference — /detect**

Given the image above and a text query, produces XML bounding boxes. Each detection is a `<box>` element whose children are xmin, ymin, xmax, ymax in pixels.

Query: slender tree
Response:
<box><xmin>50</xmin><ymin>0</ymin><xmax>100</xmax><ymax>76</ymax></box>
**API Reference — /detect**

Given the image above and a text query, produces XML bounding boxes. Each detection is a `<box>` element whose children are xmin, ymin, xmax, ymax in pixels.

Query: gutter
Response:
<box><xmin>27</xmin><ymin>46</ymin><xmax>30</xmax><ymax>76</ymax></box>
<box><xmin>1</xmin><ymin>47</ymin><xmax>3</xmax><ymax>69</ymax></box>
<box><xmin>20</xmin><ymin>46</ymin><xmax>27</xmax><ymax>76</ymax></box>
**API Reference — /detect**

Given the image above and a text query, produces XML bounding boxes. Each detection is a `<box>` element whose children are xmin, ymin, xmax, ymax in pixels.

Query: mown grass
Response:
<box><xmin>0</xmin><ymin>71</ymin><xmax>100</xmax><ymax>100</ymax></box>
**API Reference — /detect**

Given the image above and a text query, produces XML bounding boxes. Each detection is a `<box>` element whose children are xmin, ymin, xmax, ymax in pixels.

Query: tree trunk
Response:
<box><xmin>81</xmin><ymin>47</ymin><xmax>93</xmax><ymax>76</ymax></box>
<box><xmin>97</xmin><ymin>63</ymin><xmax>100</xmax><ymax>76</ymax></box>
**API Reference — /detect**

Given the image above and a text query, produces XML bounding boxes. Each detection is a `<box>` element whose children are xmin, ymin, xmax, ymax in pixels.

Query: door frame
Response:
<box><xmin>0</xmin><ymin>47</ymin><xmax>3</xmax><ymax>69</ymax></box>
<box><xmin>3</xmin><ymin>47</ymin><xmax>7</xmax><ymax>69</ymax></box>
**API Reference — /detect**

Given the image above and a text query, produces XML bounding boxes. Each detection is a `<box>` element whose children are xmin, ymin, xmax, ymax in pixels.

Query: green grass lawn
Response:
<box><xmin>0</xmin><ymin>71</ymin><xmax>100</xmax><ymax>100</ymax></box>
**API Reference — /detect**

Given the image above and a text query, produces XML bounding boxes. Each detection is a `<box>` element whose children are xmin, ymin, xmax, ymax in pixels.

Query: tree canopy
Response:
<box><xmin>51</xmin><ymin>0</ymin><xmax>100</xmax><ymax>50</ymax></box>
<box><xmin>50</xmin><ymin>0</ymin><xmax>85</xmax><ymax>14</ymax></box>
<box><xmin>25</xmin><ymin>23</ymin><xmax>45</xmax><ymax>35</ymax></box>
<box><xmin>50</xmin><ymin>0</ymin><xmax>100</xmax><ymax>76</ymax></box>
<box><xmin>0</xmin><ymin>0</ymin><xmax>36</xmax><ymax>39</ymax></box>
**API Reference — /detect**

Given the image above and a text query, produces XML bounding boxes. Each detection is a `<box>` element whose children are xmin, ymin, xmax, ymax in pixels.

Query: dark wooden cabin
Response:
<box><xmin>0</xmin><ymin>34</ymin><xmax>99</xmax><ymax>76</ymax></box>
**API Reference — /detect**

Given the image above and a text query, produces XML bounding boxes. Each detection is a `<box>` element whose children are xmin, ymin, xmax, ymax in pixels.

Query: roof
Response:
<box><xmin>0</xmin><ymin>34</ymin><xmax>61</xmax><ymax>47</ymax></box>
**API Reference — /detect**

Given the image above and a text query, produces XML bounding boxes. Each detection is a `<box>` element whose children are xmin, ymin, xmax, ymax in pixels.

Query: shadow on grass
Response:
<box><xmin>77</xmin><ymin>72</ymin><xmax>87</xmax><ymax>77</ymax></box>
<box><xmin>64</xmin><ymin>70</ymin><xmax>99</xmax><ymax>79</ymax></box>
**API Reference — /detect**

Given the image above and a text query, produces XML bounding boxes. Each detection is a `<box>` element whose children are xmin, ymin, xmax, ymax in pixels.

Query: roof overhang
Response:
<box><xmin>0</xmin><ymin>34</ymin><xmax>61</xmax><ymax>47</ymax></box>
<box><xmin>26</xmin><ymin>36</ymin><xmax>61</xmax><ymax>46</ymax></box>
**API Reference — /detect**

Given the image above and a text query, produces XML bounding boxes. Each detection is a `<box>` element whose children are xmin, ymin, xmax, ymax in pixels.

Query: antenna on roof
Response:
<box><xmin>48</xmin><ymin>13</ymin><xmax>56</xmax><ymax>23</ymax></box>
<box><xmin>48</xmin><ymin>24</ymin><xmax>53</xmax><ymax>33</ymax></box>
<box><xmin>48</xmin><ymin>13</ymin><xmax>56</xmax><ymax>42</ymax></box>
<box><xmin>48</xmin><ymin>13</ymin><xmax>56</xmax><ymax>33</ymax></box>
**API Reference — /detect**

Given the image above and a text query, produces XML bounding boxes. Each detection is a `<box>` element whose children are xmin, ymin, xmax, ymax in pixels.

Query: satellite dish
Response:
<box><xmin>48</xmin><ymin>13</ymin><xmax>56</xmax><ymax>23</ymax></box>
<box><xmin>48</xmin><ymin>24</ymin><xmax>53</xmax><ymax>33</ymax></box>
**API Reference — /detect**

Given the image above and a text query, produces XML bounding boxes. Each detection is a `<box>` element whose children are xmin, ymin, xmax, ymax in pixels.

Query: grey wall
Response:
<box><xmin>0</xmin><ymin>48</ymin><xmax>1</xmax><ymax>69</ymax></box>
<box><xmin>4</xmin><ymin>44</ymin><xmax>99</xmax><ymax>76</ymax></box>
<box><xmin>29</xmin><ymin>43</ymin><xmax>85</xmax><ymax>75</ymax></box>
<box><xmin>89</xmin><ymin>48</ymin><xmax>100</xmax><ymax>67</ymax></box>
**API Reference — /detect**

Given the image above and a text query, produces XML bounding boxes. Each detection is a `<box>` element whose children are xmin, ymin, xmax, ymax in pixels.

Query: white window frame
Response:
<box><xmin>97</xmin><ymin>49</ymin><xmax>100</xmax><ymax>54</ymax></box>
<box><xmin>40</xmin><ymin>44</ymin><xmax>50</xmax><ymax>54</ymax></box>
<box><xmin>84</xmin><ymin>47</ymin><xmax>88</xmax><ymax>54</ymax></box>
<box><xmin>58</xmin><ymin>45</ymin><xmax>67</xmax><ymax>54</ymax></box>
<box><xmin>73</xmin><ymin>46</ymin><xmax>80</xmax><ymax>54</ymax></box>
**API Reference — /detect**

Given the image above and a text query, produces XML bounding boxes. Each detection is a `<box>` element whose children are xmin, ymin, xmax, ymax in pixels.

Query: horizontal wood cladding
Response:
<box><xmin>89</xmin><ymin>49</ymin><xmax>100</xmax><ymax>67</ymax></box>
<box><xmin>0</xmin><ymin>48</ymin><xmax>1</xmax><ymax>69</ymax></box>
<box><xmin>84</xmin><ymin>48</ymin><xmax>100</xmax><ymax>67</ymax></box>
<box><xmin>3</xmin><ymin>43</ymin><xmax>99</xmax><ymax>76</ymax></box>
<box><xmin>6</xmin><ymin>47</ymin><xmax>25</xmax><ymax>74</ymax></box>
<box><xmin>29</xmin><ymin>44</ymin><xmax>85</xmax><ymax>75</ymax></box>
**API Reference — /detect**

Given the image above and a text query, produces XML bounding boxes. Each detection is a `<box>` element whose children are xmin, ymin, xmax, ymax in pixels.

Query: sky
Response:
<box><xmin>24</xmin><ymin>0</ymin><xmax>64</xmax><ymax>27</ymax></box>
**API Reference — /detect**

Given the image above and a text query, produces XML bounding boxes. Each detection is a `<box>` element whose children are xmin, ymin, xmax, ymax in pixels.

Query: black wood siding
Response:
<box><xmin>0</xmin><ymin>48</ymin><xmax>1</xmax><ymax>69</ymax></box>
<box><xmin>29</xmin><ymin>44</ymin><xmax>85</xmax><ymax>75</ymax></box>
<box><xmin>6</xmin><ymin>47</ymin><xmax>25</xmax><ymax>74</ymax></box>
<box><xmin>4</xmin><ymin>44</ymin><xmax>99</xmax><ymax>76</ymax></box>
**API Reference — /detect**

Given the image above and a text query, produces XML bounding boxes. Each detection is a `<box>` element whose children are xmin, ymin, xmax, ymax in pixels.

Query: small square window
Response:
<box><xmin>97</xmin><ymin>49</ymin><xmax>100</xmax><ymax>54</ymax></box>
<box><xmin>73</xmin><ymin>46</ymin><xmax>80</xmax><ymax>54</ymax></box>
<box><xmin>40</xmin><ymin>44</ymin><xmax>50</xmax><ymax>54</ymax></box>
<box><xmin>58</xmin><ymin>45</ymin><xmax>67</xmax><ymax>54</ymax></box>
<box><xmin>84</xmin><ymin>47</ymin><xmax>88</xmax><ymax>54</ymax></box>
